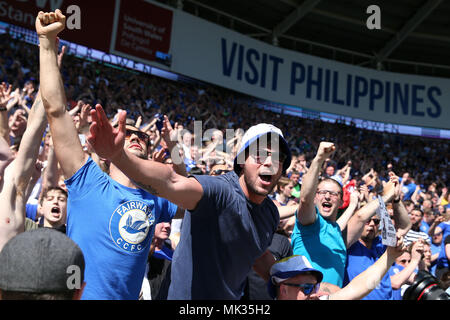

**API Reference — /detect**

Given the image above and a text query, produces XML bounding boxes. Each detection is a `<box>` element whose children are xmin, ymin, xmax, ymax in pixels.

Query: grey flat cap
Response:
<box><xmin>0</xmin><ymin>228</ymin><xmax>85</xmax><ymax>293</ymax></box>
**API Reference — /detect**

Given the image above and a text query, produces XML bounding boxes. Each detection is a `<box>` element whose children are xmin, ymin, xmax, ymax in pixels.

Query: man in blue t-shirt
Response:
<box><xmin>38</xmin><ymin>14</ymin><xmax>181</xmax><ymax>300</ymax></box>
<box><xmin>400</xmin><ymin>172</ymin><xmax>417</xmax><ymax>201</ymax></box>
<box><xmin>344</xmin><ymin>217</ymin><xmax>395</xmax><ymax>300</ymax></box>
<box><xmin>344</xmin><ymin>200</ymin><xmax>414</xmax><ymax>300</ymax></box>
<box><xmin>88</xmin><ymin>107</ymin><xmax>293</xmax><ymax>299</ymax></box>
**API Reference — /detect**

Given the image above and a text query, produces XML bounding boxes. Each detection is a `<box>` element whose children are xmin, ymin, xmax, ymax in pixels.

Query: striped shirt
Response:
<box><xmin>404</xmin><ymin>229</ymin><xmax>431</xmax><ymax>246</ymax></box>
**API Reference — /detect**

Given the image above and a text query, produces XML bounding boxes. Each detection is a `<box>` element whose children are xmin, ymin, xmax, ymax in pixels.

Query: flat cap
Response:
<box><xmin>0</xmin><ymin>228</ymin><xmax>85</xmax><ymax>293</ymax></box>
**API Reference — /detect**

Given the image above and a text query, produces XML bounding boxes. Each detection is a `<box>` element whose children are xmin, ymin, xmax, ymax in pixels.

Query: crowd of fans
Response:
<box><xmin>0</xmin><ymin>21</ymin><xmax>449</xmax><ymax>301</ymax></box>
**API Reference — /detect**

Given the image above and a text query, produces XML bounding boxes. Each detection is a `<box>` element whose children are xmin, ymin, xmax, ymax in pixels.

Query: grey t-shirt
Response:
<box><xmin>168</xmin><ymin>171</ymin><xmax>279</xmax><ymax>300</ymax></box>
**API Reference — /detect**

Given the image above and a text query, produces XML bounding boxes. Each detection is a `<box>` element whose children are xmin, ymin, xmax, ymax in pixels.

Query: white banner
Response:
<box><xmin>166</xmin><ymin>3</ymin><xmax>449</xmax><ymax>129</ymax></box>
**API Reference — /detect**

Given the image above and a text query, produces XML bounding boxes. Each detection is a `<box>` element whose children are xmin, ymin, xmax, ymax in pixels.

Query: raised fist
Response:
<box><xmin>317</xmin><ymin>142</ymin><xmax>335</xmax><ymax>161</ymax></box>
<box><xmin>35</xmin><ymin>9</ymin><xmax>66</xmax><ymax>39</ymax></box>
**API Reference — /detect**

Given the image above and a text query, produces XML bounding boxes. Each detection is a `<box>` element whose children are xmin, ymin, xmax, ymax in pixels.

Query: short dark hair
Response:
<box><xmin>39</xmin><ymin>187</ymin><xmax>68</xmax><ymax>206</ymax></box>
<box><xmin>412</xmin><ymin>207</ymin><xmax>423</xmax><ymax>216</ymax></box>
<box><xmin>404</xmin><ymin>200</ymin><xmax>414</xmax><ymax>207</ymax></box>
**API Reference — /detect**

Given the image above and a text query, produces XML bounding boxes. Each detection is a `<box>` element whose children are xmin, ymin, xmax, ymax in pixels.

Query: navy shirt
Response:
<box><xmin>168</xmin><ymin>171</ymin><xmax>279</xmax><ymax>300</ymax></box>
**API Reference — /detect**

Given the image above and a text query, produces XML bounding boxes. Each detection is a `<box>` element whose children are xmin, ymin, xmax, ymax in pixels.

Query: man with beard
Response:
<box><xmin>404</xmin><ymin>208</ymin><xmax>431</xmax><ymax>246</ymax></box>
<box><xmin>88</xmin><ymin>103</ymin><xmax>292</xmax><ymax>299</ymax></box>
<box><xmin>344</xmin><ymin>195</ymin><xmax>413</xmax><ymax>300</ymax></box>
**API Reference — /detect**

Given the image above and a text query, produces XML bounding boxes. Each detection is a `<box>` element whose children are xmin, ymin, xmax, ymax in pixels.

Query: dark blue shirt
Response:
<box><xmin>168</xmin><ymin>171</ymin><xmax>279</xmax><ymax>299</ymax></box>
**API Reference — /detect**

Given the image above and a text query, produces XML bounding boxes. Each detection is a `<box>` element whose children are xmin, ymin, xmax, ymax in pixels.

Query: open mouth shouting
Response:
<box><xmin>51</xmin><ymin>206</ymin><xmax>61</xmax><ymax>218</ymax></box>
<box><xmin>321</xmin><ymin>201</ymin><xmax>333</xmax><ymax>212</ymax></box>
<box><xmin>259</xmin><ymin>174</ymin><xmax>274</xmax><ymax>186</ymax></box>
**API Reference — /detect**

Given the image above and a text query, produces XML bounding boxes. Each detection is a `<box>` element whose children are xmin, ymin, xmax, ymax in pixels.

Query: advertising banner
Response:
<box><xmin>1</xmin><ymin>0</ymin><xmax>115</xmax><ymax>52</ymax></box>
<box><xmin>110</xmin><ymin>0</ymin><xmax>173</xmax><ymax>64</ymax></box>
<box><xmin>169</xmin><ymin>9</ymin><xmax>449</xmax><ymax>130</ymax></box>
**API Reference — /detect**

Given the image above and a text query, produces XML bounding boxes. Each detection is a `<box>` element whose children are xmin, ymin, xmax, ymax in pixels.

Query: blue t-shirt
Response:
<box><xmin>437</xmin><ymin>222</ymin><xmax>450</xmax><ymax>269</ymax></box>
<box><xmin>420</xmin><ymin>220</ymin><xmax>431</xmax><ymax>235</ymax></box>
<box><xmin>26</xmin><ymin>203</ymin><xmax>38</xmax><ymax>221</ymax></box>
<box><xmin>168</xmin><ymin>171</ymin><xmax>279</xmax><ymax>300</ymax></box>
<box><xmin>65</xmin><ymin>158</ymin><xmax>177</xmax><ymax>300</ymax></box>
<box><xmin>400</xmin><ymin>181</ymin><xmax>417</xmax><ymax>201</ymax></box>
<box><xmin>291</xmin><ymin>207</ymin><xmax>347</xmax><ymax>287</ymax></box>
<box><xmin>344</xmin><ymin>236</ymin><xmax>393</xmax><ymax>300</ymax></box>
<box><xmin>430</xmin><ymin>242</ymin><xmax>441</xmax><ymax>276</ymax></box>
<box><xmin>388</xmin><ymin>264</ymin><xmax>404</xmax><ymax>300</ymax></box>
<box><xmin>153</xmin><ymin>245</ymin><xmax>173</xmax><ymax>261</ymax></box>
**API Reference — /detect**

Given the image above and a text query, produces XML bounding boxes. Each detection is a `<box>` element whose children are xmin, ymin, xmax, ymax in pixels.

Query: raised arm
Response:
<box><xmin>390</xmin><ymin>240</ymin><xmax>424</xmax><ymax>289</ymax></box>
<box><xmin>297</xmin><ymin>142</ymin><xmax>335</xmax><ymax>225</ymax></box>
<box><xmin>40</xmin><ymin>135</ymin><xmax>59</xmax><ymax>190</ymax></box>
<box><xmin>88</xmin><ymin>105</ymin><xmax>203</xmax><ymax>210</ymax></box>
<box><xmin>0</xmin><ymin>82</ymin><xmax>12</xmax><ymax>142</ymax></box>
<box><xmin>329</xmin><ymin>235</ymin><xmax>406</xmax><ymax>300</ymax></box>
<box><xmin>36</xmin><ymin>10</ymin><xmax>87</xmax><ymax>179</ymax></box>
<box><xmin>427</xmin><ymin>215</ymin><xmax>445</xmax><ymax>237</ymax></box>
<box><xmin>161</xmin><ymin>115</ymin><xmax>187</xmax><ymax>177</ymax></box>
<box><xmin>11</xmin><ymin>91</ymin><xmax>47</xmax><ymax>195</ymax></box>
<box><xmin>345</xmin><ymin>172</ymin><xmax>398</xmax><ymax>248</ymax></box>
<box><xmin>0</xmin><ymin>132</ymin><xmax>13</xmax><ymax>188</ymax></box>
<box><xmin>337</xmin><ymin>190</ymin><xmax>359</xmax><ymax>231</ymax></box>
<box><xmin>392</xmin><ymin>190</ymin><xmax>412</xmax><ymax>238</ymax></box>
<box><xmin>0</xmin><ymin>89</ymin><xmax>48</xmax><ymax>250</ymax></box>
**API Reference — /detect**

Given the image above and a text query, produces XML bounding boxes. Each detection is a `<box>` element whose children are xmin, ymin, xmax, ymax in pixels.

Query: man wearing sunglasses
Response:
<box><xmin>208</xmin><ymin>163</ymin><xmax>230</xmax><ymax>176</ymax></box>
<box><xmin>270</xmin><ymin>235</ymin><xmax>407</xmax><ymax>300</ymax></box>
<box><xmin>37</xmin><ymin>12</ymin><xmax>183</xmax><ymax>300</ymax></box>
<box><xmin>344</xmin><ymin>191</ymin><xmax>412</xmax><ymax>300</ymax></box>
<box><xmin>88</xmin><ymin>102</ymin><xmax>293</xmax><ymax>299</ymax></box>
<box><xmin>120</xmin><ymin>125</ymin><xmax>153</xmax><ymax>161</ymax></box>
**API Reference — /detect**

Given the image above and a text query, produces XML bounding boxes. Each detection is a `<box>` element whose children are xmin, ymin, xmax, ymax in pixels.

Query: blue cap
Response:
<box><xmin>268</xmin><ymin>255</ymin><xmax>323</xmax><ymax>299</ymax></box>
<box><xmin>233</xmin><ymin>123</ymin><xmax>291</xmax><ymax>174</ymax></box>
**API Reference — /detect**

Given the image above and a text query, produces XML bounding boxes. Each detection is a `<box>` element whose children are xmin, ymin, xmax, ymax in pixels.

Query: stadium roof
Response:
<box><xmin>155</xmin><ymin>0</ymin><xmax>450</xmax><ymax>79</ymax></box>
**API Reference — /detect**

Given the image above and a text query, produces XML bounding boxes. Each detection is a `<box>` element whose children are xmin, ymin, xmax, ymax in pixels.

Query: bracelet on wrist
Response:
<box><xmin>0</xmin><ymin>106</ymin><xmax>7</xmax><ymax>111</ymax></box>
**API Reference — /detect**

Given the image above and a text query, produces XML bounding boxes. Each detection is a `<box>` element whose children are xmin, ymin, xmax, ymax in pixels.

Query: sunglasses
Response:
<box><xmin>249</xmin><ymin>149</ymin><xmax>287</xmax><ymax>165</ymax></box>
<box><xmin>366</xmin><ymin>218</ymin><xmax>380</xmax><ymax>226</ymax></box>
<box><xmin>125</xmin><ymin>129</ymin><xmax>150</xmax><ymax>143</ymax></box>
<box><xmin>211</xmin><ymin>169</ymin><xmax>229</xmax><ymax>175</ymax></box>
<box><xmin>399</xmin><ymin>259</ymin><xmax>410</xmax><ymax>264</ymax></box>
<box><xmin>282</xmin><ymin>283</ymin><xmax>319</xmax><ymax>295</ymax></box>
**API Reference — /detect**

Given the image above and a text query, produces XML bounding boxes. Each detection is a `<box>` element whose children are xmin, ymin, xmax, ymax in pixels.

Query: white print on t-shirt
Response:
<box><xmin>109</xmin><ymin>200</ymin><xmax>155</xmax><ymax>254</ymax></box>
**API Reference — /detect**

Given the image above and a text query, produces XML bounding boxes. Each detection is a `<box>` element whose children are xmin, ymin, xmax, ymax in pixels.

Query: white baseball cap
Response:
<box><xmin>233</xmin><ymin>123</ymin><xmax>291</xmax><ymax>174</ymax></box>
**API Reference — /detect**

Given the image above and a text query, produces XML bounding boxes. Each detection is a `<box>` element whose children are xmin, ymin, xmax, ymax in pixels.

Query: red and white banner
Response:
<box><xmin>110</xmin><ymin>0</ymin><xmax>173</xmax><ymax>63</ymax></box>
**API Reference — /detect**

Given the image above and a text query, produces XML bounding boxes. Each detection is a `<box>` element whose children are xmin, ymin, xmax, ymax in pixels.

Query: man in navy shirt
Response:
<box><xmin>88</xmin><ymin>102</ymin><xmax>292</xmax><ymax>299</ymax></box>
